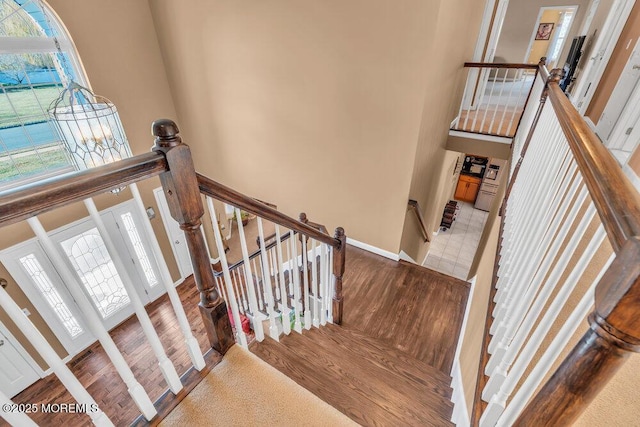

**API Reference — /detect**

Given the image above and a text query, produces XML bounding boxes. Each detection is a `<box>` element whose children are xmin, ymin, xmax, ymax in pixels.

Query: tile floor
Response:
<box><xmin>423</xmin><ymin>201</ymin><xmax>489</xmax><ymax>281</ymax></box>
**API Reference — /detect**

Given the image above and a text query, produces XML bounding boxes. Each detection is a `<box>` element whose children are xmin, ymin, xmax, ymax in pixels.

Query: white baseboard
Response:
<box><xmin>450</xmin><ymin>275</ymin><xmax>476</xmax><ymax>425</ymax></box>
<box><xmin>346</xmin><ymin>238</ymin><xmax>400</xmax><ymax>261</ymax></box>
<box><xmin>398</xmin><ymin>250</ymin><xmax>417</xmax><ymax>264</ymax></box>
<box><xmin>451</xmin><ymin>358</ymin><xmax>471</xmax><ymax>426</ymax></box>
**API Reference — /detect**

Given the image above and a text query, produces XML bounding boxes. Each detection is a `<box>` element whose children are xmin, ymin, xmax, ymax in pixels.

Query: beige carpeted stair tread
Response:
<box><xmin>160</xmin><ymin>345</ymin><xmax>358</xmax><ymax>427</ymax></box>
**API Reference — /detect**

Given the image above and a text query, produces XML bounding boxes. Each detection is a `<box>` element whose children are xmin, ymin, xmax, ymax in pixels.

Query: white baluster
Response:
<box><xmin>483</xmin><ymin>224</ymin><xmax>608</xmax><ymax>422</ymax></box>
<box><xmin>251</xmin><ymin>258</ymin><xmax>265</xmax><ymax>311</ymax></box>
<box><xmin>490</xmin><ymin>153</ymin><xmax>575</xmax><ymax>339</ymax></box>
<box><xmin>328</xmin><ymin>245</ymin><xmax>334</xmax><ymax>323</ymax></box>
<box><xmin>310</xmin><ymin>239</ymin><xmax>320</xmax><ymax>328</ymax></box>
<box><xmin>301</xmin><ymin>235</ymin><xmax>312</xmax><ymax>330</ymax></box>
<box><xmin>205</xmin><ymin>199</ymin><xmax>248</xmax><ymax>347</ymax></box>
<box><xmin>257</xmin><ymin>218</ymin><xmax>280</xmax><ymax>340</ymax></box>
<box><xmin>231</xmin><ymin>269</ymin><xmax>245</xmax><ymax>314</ymax></box>
<box><xmin>27</xmin><ymin>217</ymin><xmax>156</xmax><ymax>420</ymax></box>
<box><xmin>130</xmin><ymin>184</ymin><xmax>205</xmax><ymax>371</ymax></box>
<box><xmin>488</xmin><ymin>71</ymin><xmax>509</xmax><ymax>134</ymax></box>
<box><xmin>275</xmin><ymin>226</ymin><xmax>291</xmax><ymax>335</ymax></box>
<box><xmin>320</xmin><ymin>242</ymin><xmax>328</xmax><ymax>326</ymax></box>
<box><xmin>0</xmin><ymin>286</ymin><xmax>113</xmax><ymax>426</ymax></box>
<box><xmin>234</xmin><ymin>208</ymin><xmax>265</xmax><ymax>342</ymax></box>
<box><xmin>455</xmin><ymin>67</ymin><xmax>473</xmax><ymax>130</ymax></box>
<box><xmin>485</xmin><ymin>200</ymin><xmax>597</xmax><ymax>389</ymax></box>
<box><xmin>491</xmin><ymin>251</ymin><xmax>615</xmax><ymax>427</ymax></box>
<box><xmin>85</xmin><ymin>199</ymin><xmax>183</xmax><ymax>394</ymax></box>
<box><xmin>289</xmin><ymin>235</ymin><xmax>303</xmax><ymax>332</ymax></box>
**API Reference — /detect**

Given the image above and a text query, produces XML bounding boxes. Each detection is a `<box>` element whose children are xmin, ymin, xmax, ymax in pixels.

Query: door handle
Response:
<box><xmin>175</xmin><ymin>240</ymin><xmax>180</xmax><ymax>245</ymax></box>
<box><xmin>0</xmin><ymin>340</ymin><xmax>4</xmax><ymax>346</ymax></box>
<box><xmin>633</xmin><ymin>64</ymin><xmax>640</xmax><ymax>70</ymax></box>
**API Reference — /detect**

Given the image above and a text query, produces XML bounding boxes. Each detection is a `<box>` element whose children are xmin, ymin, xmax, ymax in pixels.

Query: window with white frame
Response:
<box><xmin>0</xmin><ymin>0</ymin><xmax>85</xmax><ymax>190</ymax></box>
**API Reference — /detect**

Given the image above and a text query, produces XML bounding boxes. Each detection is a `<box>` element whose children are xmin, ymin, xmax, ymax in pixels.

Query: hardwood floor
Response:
<box><xmin>342</xmin><ymin>247</ymin><xmax>470</xmax><ymax>373</ymax></box>
<box><xmin>252</xmin><ymin>245</ymin><xmax>471</xmax><ymax>426</ymax></box>
<box><xmin>3</xmin><ymin>279</ymin><xmax>216</xmax><ymax>427</ymax></box>
<box><xmin>5</xmin><ymin>245</ymin><xmax>471</xmax><ymax>426</ymax></box>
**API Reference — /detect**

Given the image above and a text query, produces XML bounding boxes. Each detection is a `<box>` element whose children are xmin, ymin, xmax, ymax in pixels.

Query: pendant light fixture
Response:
<box><xmin>48</xmin><ymin>82</ymin><xmax>131</xmax><ymax>170</ymax></box>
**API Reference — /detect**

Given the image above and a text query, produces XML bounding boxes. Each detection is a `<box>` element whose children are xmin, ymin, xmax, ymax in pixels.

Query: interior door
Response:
<box><xmin>0</xmin><ymin>327</ymin><xmax>40</xmax><ymax>398</ymax></box>
<box><xmin>596</xmin><ymin>39</ymin><xmax>640</xmax><ymax>144</ymax></box>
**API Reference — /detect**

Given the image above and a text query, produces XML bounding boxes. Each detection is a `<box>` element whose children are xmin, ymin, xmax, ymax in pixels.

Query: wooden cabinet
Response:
<box><xmin>454</xmin><ymin>175</ymin><xmax>481</xmax><ymax>203</ymax></box>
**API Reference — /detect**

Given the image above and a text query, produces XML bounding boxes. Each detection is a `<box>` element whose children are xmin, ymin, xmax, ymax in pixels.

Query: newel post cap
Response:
<box><xmin>152</xmin><ymin>119</ymin><xmax>182</xmax><ymax>148</ymax></box>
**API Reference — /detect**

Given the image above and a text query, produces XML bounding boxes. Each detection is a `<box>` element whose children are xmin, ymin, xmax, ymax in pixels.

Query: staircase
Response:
<box><xmin>251</xmin><ymin>323</ymin><xmax>456</xmax><ymax>426</ymax></box>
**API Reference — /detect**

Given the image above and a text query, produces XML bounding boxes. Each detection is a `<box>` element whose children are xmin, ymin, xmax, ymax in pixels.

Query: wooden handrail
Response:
<box><xmin>0</xmin><ymin>152</ymin><xmax>168</xmax><ymax>228</ymax></box>
<box><xmin>463</xmin><ymin>62</ymin><xmax>539</xmax><ymax>69</ymax></box>
<box><xmin>546</xmin><ymin>77</ymin><xmax>640</xmax><ymax>253</ymax></box>
<box><xmin>408</xmin><ymin>199</ymin><xmax>430</xmax><ymax>242</ymax></box>
<box><xmin>197</xmin><ymin>173</ymin><xmax>341</xmax><ymax>248</ymax></box>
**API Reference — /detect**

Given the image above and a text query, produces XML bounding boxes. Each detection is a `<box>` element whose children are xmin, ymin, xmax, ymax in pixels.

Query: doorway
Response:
<box><xmin>0</xmin><ymin>321</ymin><xmax>41</xmax><ymax>398</ymax></box>
<box><xmin>0</xmin><ymin>199</ymin><xmax>165</xmax><ymax>361</ymax></box>
<box><xmin>525</xmin><ymin>6</ymin><xmax>578</xmax><ymax>68</ymax></box>
<box><xmin>595</xmin><ymin>38</ymin><xmax>640</xmax><ymax>160</ymax></box>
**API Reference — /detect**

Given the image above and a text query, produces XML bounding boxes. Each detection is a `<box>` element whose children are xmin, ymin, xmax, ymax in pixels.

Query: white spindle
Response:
<box><xmin>487</xmin><ymin>71</ymin><xmax>509</xmax><ymax>134</ymax></box>
<box><xmin>130</xmin><ymin>184</ymin><xmax>205</xmax><ymax>371</ymax></box>
<box><xmin>484</xmin><ymin>201</ymin><xmax>598</xmax><ymax>391</ymax></box>
<box><xmin>275</xmin><ymin>226</ymin><xmax>292</xmax><ymax>335</ymax></box>
<box><xmin>490</xmin><ymin>151</ymin><xmax>574</xmax><ymax>338</ymax></box>
<box><xmin>328</xmin><ymin>245</ymin><xmax>334</xmax><ymax>323</ymax></box>
<box><xmin>270</xmin><ymin>248</ymin><xmax>281</xmax><ymax>302</ymax></box>
<box><xmin>320</xmin><ymin>242</ymin><xmax>328</xmax><ymax>326</ymax></box>
<box><xmin>205</xmin><ymin>198</ymin><xmax>248</xmax><ymax>347</ymax></box>
<box><xmin>27</xmin><ymin>217</ymin><xmax>156</xmax><ymax>421</ymax></box>
<box><xmin>310</xmin><ymin>239</ymin><xmax>320</xmax><ymax>328</ymax></box>
<box><xmin>486</xmin><ymin>181</ymin><xmax>589</xmax><ymax>367</ymax></box>
<box><xmin>496</xmin><ymin>69</ymin><xmax>519</xmax><ymax>135</ymax></box>
<box><xmin>301</xmin><ymin>235</ymin><xmax>312</xmax><ymax>330</ymax></box>
<box><xmin>455</xmin><ymin>67</ymin><xmax>473</xmax><ymax>130</ymax></box>
<box><xmin>252</xmin><ymin>257</ymin><xmax>265</xmax><ymax>311</ymax></box>
<box><xmin>257</xmin><ymin>218</ymin><xmax>280</xmax><ymax>340</ymax></box>
<box><xmin>84</xmin><ymin>199</ymin><xmax>183</xmax><ymax>395</ymax></box>
<box><xmin>492</xmin><ymin>250</ymin><xmax>615</xmax><ymax>427</ymax></box>
<box><xmin>0</xmin><ymin>286</ymin><xmax>113</xmax><ymax>426</ymax></box>
<box><xmin>289</xmin><ymin>235</ymin><xmax>303</xmax><ymax>332</ymax></box>
<box><xmin>231</xmin><ymin>269</ymin><xmax>245</xmax><ymax>314</ymax></box>
<box><xmin>234</xmin><ymin>208</ymin><xmax>265</xmax><ymax>342</ymax></box>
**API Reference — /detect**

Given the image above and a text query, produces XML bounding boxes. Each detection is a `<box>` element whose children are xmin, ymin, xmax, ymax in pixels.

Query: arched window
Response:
<box><xmin>0</xmin><ymin>0</ymin><xmax>86</xmax><ymax>190</ymax></box>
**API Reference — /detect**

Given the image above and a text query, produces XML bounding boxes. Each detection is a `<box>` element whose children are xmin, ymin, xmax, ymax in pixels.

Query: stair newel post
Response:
<box><xmin>152</xmin><ymin>119</ymin><xmax>234</xmax><ymax>355</ymax></box>
<box><xmin>332</xmin><ymin>227</ymin><xmax>346</xmax><ymax>325</ymax></box>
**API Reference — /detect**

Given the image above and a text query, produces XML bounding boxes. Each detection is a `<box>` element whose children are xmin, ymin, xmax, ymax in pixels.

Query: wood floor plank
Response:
<box><xmin>342</xmin><ymin>248</ymin><xmax>470</xmax><ymax>374</ymax></box>
<box><xmin>3</xmin><ymin>279</ymin><xmax>216</xmax><ymax>427</ymax></box>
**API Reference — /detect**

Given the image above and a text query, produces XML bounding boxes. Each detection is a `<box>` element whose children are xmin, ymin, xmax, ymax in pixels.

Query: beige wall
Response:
<box><xmin>495</xmin><ymin>0</ymin><xmax>590</xmax><ymax>64</ymax></box>
<box><xmin>527</xmin><ymin>9</ymin><xmax>564</xmax><ymax>64</ymax></box>
<box><xmin>398</xmin><ymin>0</ymin><xmax>485</xmax><ymax>261</ymax></box>
<box><xmin>148</xmin><ymin>0</ymin><xmax>442</xmax><ymax>254</ymax></box>
<box><xmin>458</xmin><ymin>181</ymin><xmax>503</xmax><ymax>409</ymax></box>
<box><xmin>0</xmin><ymin>0</ymin><xmax>180</xmax><ymax>367</ymax></box>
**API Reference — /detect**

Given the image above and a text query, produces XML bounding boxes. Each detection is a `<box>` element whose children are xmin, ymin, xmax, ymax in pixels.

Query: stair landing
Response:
<box><xmin>251</xmin><ymin>246</ymin><xmax>470</xmax><ymax>426</ymax></box>
<box><xmin>251</xmin><ymin>324</ymin><xmax>454</xmax><ymax>426</ymax></box>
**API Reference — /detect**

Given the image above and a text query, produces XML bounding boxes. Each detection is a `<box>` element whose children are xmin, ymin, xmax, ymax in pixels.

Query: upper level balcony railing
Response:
<box><xmin>451</xmin><ymin>61</ymin><xmax>541</xmax><ymax>138</ymax></box>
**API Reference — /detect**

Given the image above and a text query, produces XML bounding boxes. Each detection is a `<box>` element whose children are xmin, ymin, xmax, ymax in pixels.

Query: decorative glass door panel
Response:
<box><xmin>0</xmin><ymin>242</ymin><xmax>95</xmax><ymax>356</ymax></box>
<box><xmin>58</xmin><ymin>227</ymin><xmax>132</xmax><ymax>328</ymax></box>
